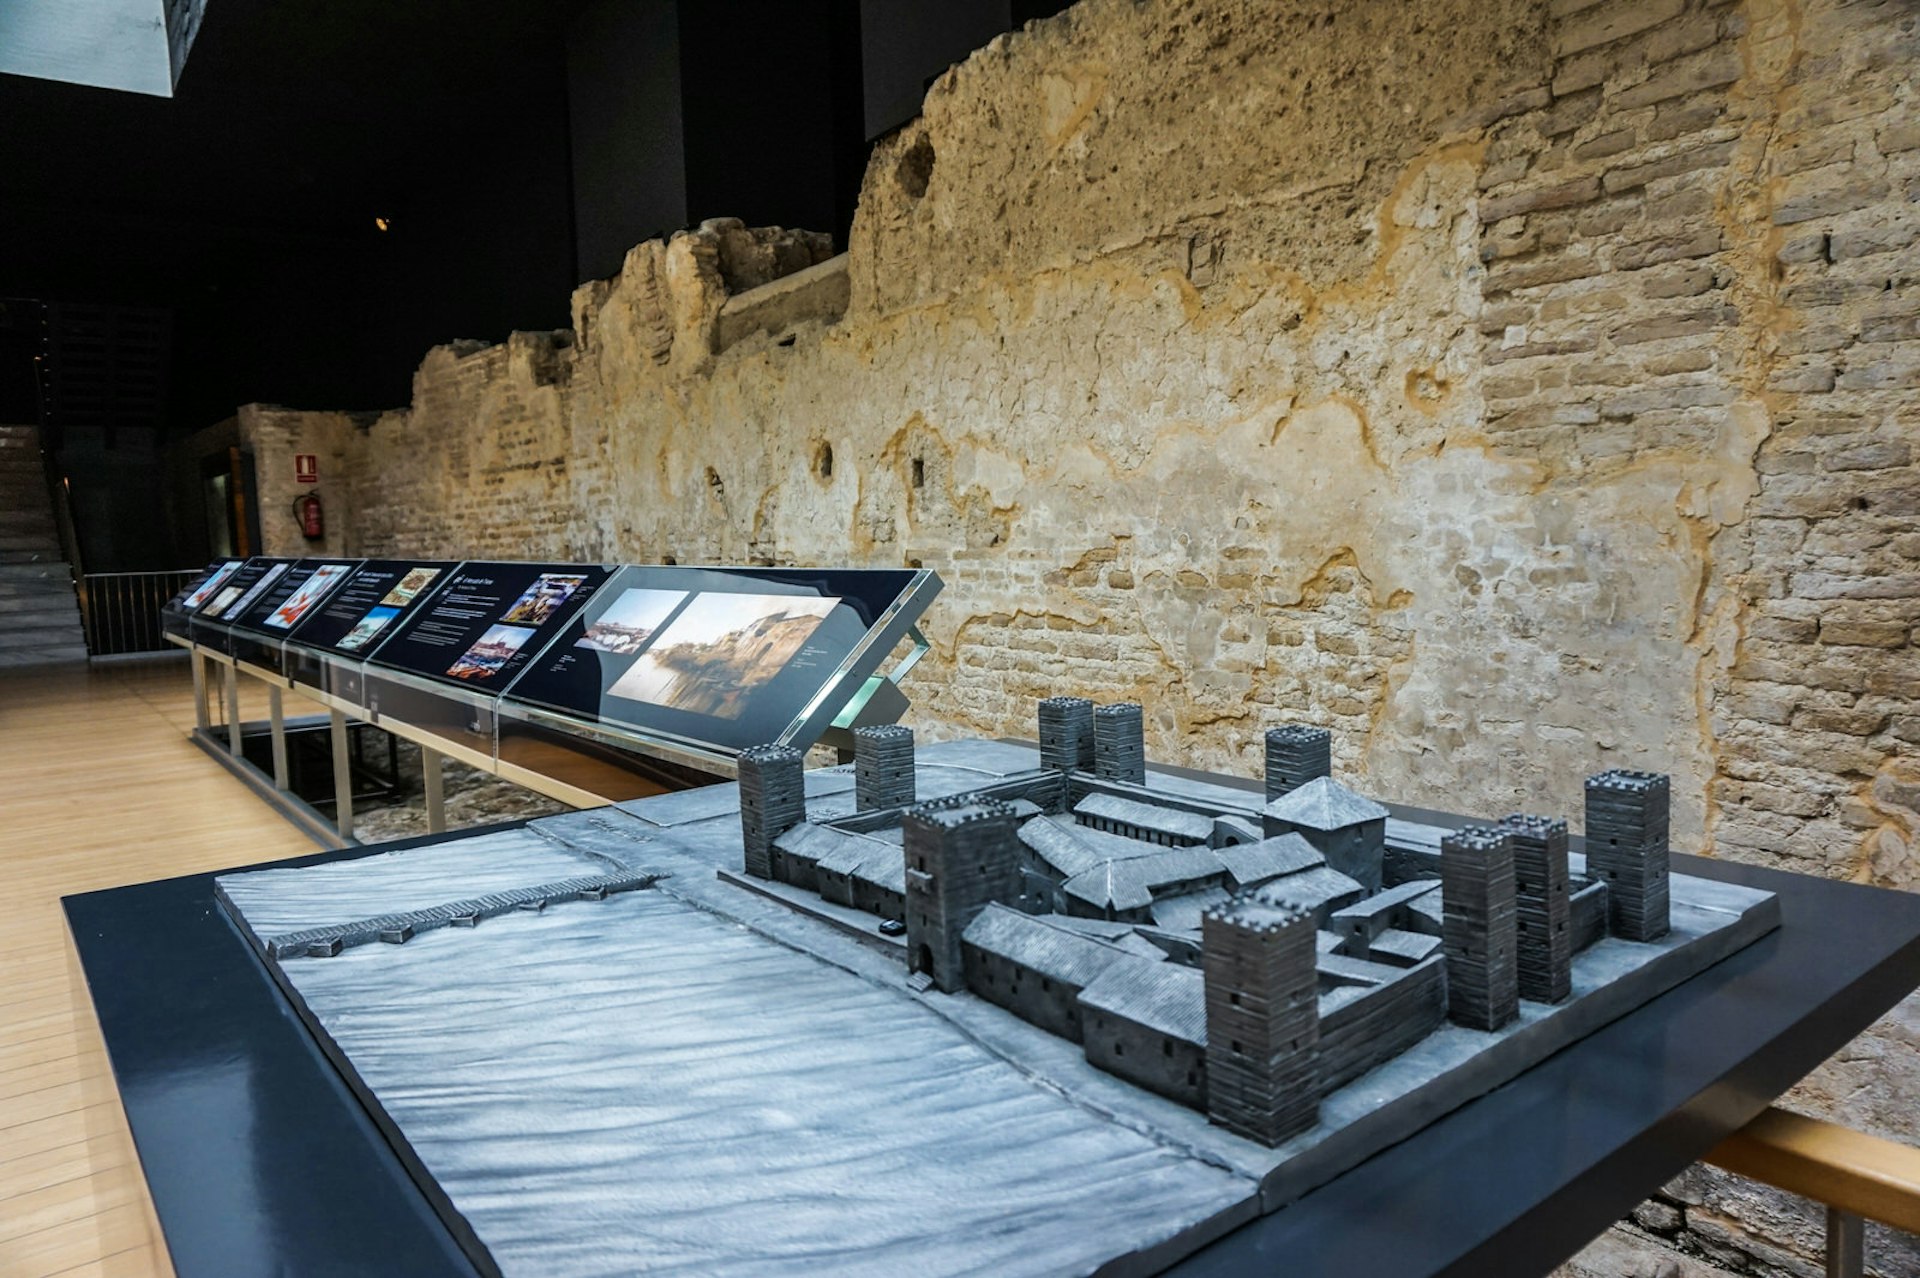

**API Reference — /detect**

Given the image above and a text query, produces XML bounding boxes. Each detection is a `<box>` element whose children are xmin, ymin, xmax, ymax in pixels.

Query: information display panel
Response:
<box><xmin>189</xmin><ymin>558</ymin><xmax>296</xmax><ymax>649</ymax></box>
<box><xmin>500</xmin><ymin>565</ymin><xmax>932</xmax><ymax>754</ymax></box>
<box><xmin>281</xmin><ymin>560</ymin><xmax>459</xmax><ymax>705</ymax></box>
<box><xmin>225</xmin><ymin>558</ymin><xmax>365</xmax><ymax>676</ymax></box>
<box><xmin>367</xmin><ymin>562</ymin><xmax>613</xmax><ymax>693</ymax></box>
<box><xmin>167</xmin><ymin>561</ymin><xmax>225</xmax><ymax>610</ymax></box>
<box><xmin>162</xmin><ymin>560</ymin><xmax>237</xmax><ymax>638</ymax></box>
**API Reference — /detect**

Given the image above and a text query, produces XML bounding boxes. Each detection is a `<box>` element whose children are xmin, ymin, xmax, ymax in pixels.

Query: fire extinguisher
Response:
<box><xmin>292</xmin><ymin>491</ymin><xmax>324</xmax><ymax>540</ymax></box>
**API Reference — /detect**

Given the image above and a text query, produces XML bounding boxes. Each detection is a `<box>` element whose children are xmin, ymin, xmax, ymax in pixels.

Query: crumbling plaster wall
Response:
<box><xmin>245</xmin><ymin>0</ymin><xmax>1916</xmax><ymax>1269</ymax></box>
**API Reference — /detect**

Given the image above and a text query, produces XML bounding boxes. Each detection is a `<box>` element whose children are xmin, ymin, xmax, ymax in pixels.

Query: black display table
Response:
<box><xmin>66</xmin><ymin>795</ymin><xmax>1920</xmax><ymax>1278</ymax></box>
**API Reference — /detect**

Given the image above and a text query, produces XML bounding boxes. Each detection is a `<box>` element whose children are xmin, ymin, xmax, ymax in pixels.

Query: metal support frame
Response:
<box><xmin>1826</xmin><ymin>1206</ymin><xmax>1863</xmax><ymax>1278</ymax></box>
<box><xmin>1707</xmin><ymin>1105</ymin><xmax>1920</xmax><ymax>1278</ymax></box>
<box><xmin>191</xmin><ymin>650</ymin><xmax>211</xmax><ymax>733</ymax></box>
<box><xmin>267</xmin><ymin>685</ymin><xmax>289</xmax><ymax>791</ymax></box>
<box><xmin>224</xmin><ymin>664</ymin><xmax>242</xmax><ymax>757</ymax></box>
<box><xmin>330</xmin><ymin>709</ymin><xmax>355</xmax><ymax>840</ymax></box>
<box><xmin>422</xmin><ymin>745</ymin><xmax>446</xmax><ymax>835</ymax></box>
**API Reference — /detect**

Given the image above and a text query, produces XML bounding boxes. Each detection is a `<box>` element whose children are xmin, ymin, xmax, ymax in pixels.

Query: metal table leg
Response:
<box><xmin>191</xmin><ymin>651</ymin><xmax>211</xmax><ymax>733</ymax></box>
<box><xmin>330</xmin><ymin>709</ymin><xmax>355</xmax><ymax>840</ymax></box>
<box><xmin>268</xmin><ymin>685</ymin><xmax>289</xmax><ymax>791</ymax></box>
<box><xmin>224</xmin><ymin>665</ymin><xmax>242</xmax><ymax>757</ymax></box>
<box><xmin>1827</xmin><ymin>1206</ymin><xmax>1864</xmax><ymax>1278</ymax></box>
<box><xmin>422</xmin><ymin>745</ymin><xmax>446</xmax><ymax>835</ymax></box>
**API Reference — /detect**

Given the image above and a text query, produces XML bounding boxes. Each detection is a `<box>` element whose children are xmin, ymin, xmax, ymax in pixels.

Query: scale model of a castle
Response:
<box><xmin>738</xmin><ymin>697</ymin><xmax>1676</xmax><ymax>1147</ymax></box>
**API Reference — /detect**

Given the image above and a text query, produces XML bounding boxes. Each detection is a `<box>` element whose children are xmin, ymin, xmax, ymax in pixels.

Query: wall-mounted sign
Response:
<box><xmin>294</xmin><ymin>454</ymin><xmax>319</xmax><ymax>485</ymax></box>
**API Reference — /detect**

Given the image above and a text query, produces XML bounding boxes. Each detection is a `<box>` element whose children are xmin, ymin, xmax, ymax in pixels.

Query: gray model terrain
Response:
<box><xmin>217</xmin><ymin>714</ymin><xmax>1780</xmax><ymax>1278</ymax></box>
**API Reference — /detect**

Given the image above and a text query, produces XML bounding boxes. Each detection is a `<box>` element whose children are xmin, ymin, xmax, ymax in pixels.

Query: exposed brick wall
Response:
<box><xmin>234</xmin><ymin>1</ymin><xmax>1916</xmax><ymax>1271</ymax></box>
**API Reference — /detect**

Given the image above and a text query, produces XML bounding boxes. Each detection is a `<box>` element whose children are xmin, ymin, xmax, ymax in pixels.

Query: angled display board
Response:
<box><xmin>281</xmin><ymin>560</ymin><xmax>461</xmax><ymax>706</ymax></box>
<box><xmin>224</xmin><ymin>558</ymin><xmax>366</xmax><ymax>676</ymax></box>
<box><xmin>163</xmin><ymin>556</ymin><xmax>234</xmax><ymax>637</ymax></box>
<box><xmin>162</xmin><ymin>559</ymin><xmax>242</xmax><ymax>639</ymax></box>
<box><xmin>167</xmin><ymin>561</ymin><xmax>225</xmax><ymax>609</ymax></box>
<box><xmin>499</xmin><ymin>565</ymin><xmax>940</xmax><ymax>775</ymax></box>
<box><xmin>188</xmin><ymin>557</ymin><xmax>297</xmax><ymax>649</ymax></box>
<box><xmin>368</xmin><ymin>563</ymin><xmax>614</xmax><ymax>692</ymax></box>
<box><xmin>360</xmin><ymin>562</ymin><xmax>616</xmax><ymax>764</ymax></box>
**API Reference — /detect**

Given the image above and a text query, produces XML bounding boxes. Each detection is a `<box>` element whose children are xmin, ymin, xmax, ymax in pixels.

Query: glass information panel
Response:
<box><xmin>194</xmin><ymin>558</ymin><xmax>288</xmax><ymax>623</ymax></box>
<box><xmin>176</xmin><ymin>560</ymin><xmax>244</xmax><ymax>613</ymax></box>
<box><xmin>366</xmin><ymin>562</ymin><xmax>613</xmax><ymax>693</ymax></box>
<box><xmin>501</xmin><ymin>565</ymin><xmax>927</xmax><ymax>753</ymax></box>
<box><xmin>229</xmin><ymin>559</ymin><xmax>363</xmax><ymax>635</ymax></box>
<box><xmin>163</xmin><ymin>560</ymin><xmax>236</xmax><ymax>638</ymax></box>
<box><xmin>189</xmin><ymin>558</ymin><xmax>297</xmax><ymax>650</ymax></box>
<box><xmin>286</xmin><ymin>560</ymin><xmax>455</xmax><ymax>656</ymax></box>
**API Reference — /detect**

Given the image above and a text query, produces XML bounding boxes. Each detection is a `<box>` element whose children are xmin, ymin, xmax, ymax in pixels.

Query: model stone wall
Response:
<box><xmin>238</xmin><ymin>0</ymin><xmax>1917</xmax><ymax>1270</ymax></box>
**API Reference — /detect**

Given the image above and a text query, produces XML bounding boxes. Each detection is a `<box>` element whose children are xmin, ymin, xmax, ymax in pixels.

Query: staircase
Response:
<box><xmin>0</xmin><ymin>425</ymin><xmax>88</xmax><ymax>667</ymax></box>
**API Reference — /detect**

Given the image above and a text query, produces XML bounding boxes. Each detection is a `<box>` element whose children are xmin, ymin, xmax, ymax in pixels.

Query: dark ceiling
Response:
<box><xmin>0</xmin><ymin>0</ymin><xmax>1070</xmax><ymax>439</ymax></box>
<box><xmin>0</xmin><ymin>0</ymin><xmax>584</xmax><ymax>427</ymax></box>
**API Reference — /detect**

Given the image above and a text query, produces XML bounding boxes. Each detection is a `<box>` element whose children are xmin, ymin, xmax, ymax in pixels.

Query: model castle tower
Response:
<box><xmin>738</xmin><ymin>744</ymin><xmax>806</xmax><ymax>880</ymax></box>
<box><xmin>1584</xmin><ymin>770</ymin><xmax>1671</xmax><ymax>942</ymax></box>
<box><xmin>854</xmin><ymin>724</ymin><xmax>916</xmax><ymax>811</ymax></box>
<box><xmin>1441</xmin><ymin>826</ymin><xmax>1519</xmax><ymax>1031</ymax></box>
<box><xmin>1499</xmin><ymin>814</ymin><xmax>1572</xmax><ymax>1004</ymax></box>
<box><xmin>1093</xmin><ymin>702</ymin><xmax>1146</xmax><ymax>784</ymax></box>
<box><xmin>903</xmin><ymin>796</ymin><xmax>1021</xmax><ymax>992</ymax></box>
<box><xmin>1037</xmin><ymin>696</ymin><xmax>1096</xmax><ymax>772</ymax></box>
<box><xmin>1264</xmin><ymin>725</ymin><xmax>1332</xmax><ymax>802</ymax></box>
<box><xmin>1202</xmin><ymin>897</ymin><xmax>1321</xmax><ymax>1146</ymax></box>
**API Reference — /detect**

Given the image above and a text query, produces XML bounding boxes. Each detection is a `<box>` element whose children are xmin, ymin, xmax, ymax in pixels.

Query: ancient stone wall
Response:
<box><xmin>239</xmin><ymin>1</ymin><xmax>1916</xmax><ymax>1271</ymax></box>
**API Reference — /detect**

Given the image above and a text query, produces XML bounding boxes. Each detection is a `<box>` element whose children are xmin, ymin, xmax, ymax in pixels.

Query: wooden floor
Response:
<box><xmin>0</xmin><ymin>659</ymin><xmax>318</xmax><ymax>1278</ymax></box>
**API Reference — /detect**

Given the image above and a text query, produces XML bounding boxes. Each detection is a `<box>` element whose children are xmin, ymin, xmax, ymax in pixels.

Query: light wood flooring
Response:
<box><xmin>0</xmin><ymin>659</ymin><xmax>318</xmax><ymax>1278</ymax></box>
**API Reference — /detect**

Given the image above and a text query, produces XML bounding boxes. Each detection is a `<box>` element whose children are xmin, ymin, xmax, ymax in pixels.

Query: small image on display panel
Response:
<box><xmin>286</xmin><ymin>560</ymin><xmax>457</xmax><ymax>656</ymax></box>
<box><xmin>447</xmin><ymin>624</ymin><xmax>538</xmax><ymax>681</ymax></box>
<box><xmin>221</xmin><ymin>563</ymin><xmax>290</xmax><ymax>619</ymax></box>
<box><xmin>575</xmin><ymin>588</ymin><xmax>687</xmax><ymax>655</ymax></box>
<box><xmin>368</xmin><ymin>563</ymin><xmax>611</xmax><ymax>690</ymax></box>
<box><xmin>337</xmin><ymin>606</ymin><xmax>402</xmax><ymax>652</ymax></box>
<box><xmin>204</xmin><ymin>584</ymin><xmax>244</xmax><ymax>616</ymax></box>
<box><xmin>180</xmin><ymin>561</ymin><xmax>242</xmax><ymax>610</ymax></box>
<box><xmin>501</xmin><ymin>573</ymin><xmax>588</xmax><ymax>626</ymax></box>
<box><xmin>379</xmin><ymin>567</ymin><xmax>441</xmax><ymax>609</ymax></box>
<box><xmin>609</xmin><ymin>593</ymin><xmax>838</xmax><ymax>719</ymax></box>
<box><xmin>265</xmin><ymin>564</ymin><xmax>353</xmax><ymax>629</ymax></box>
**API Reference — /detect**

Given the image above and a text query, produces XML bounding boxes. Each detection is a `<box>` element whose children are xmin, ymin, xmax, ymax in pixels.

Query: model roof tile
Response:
<box><xmin>1215</xmin><ymin>834</ymin><xmax>1324</xmax><ymax>887</ymax></box>
<box><xmin>1017</xmin><ymin>816</ymin><xmax>1108</xmax><ymax>879</ymax></box>
<box><xmin>961</xmin><ymin>904</ymin><xmax>1135</xmax><ymax>988</ymax></box>
<box><xmin>1061</xmin><ymin>845</ymin><xmax>1227</xmax><ymax>912</ymax></box>
<box><xmin>1073</xmin><ymin>793</ymin><xmax>1215</xmax><ymax>843</ymax></box>
<box><xmin>1250</xmin><ymin>864</ymin><xmax>1367</xmax><ymax>918</ymax></box>
<box><xmin>1261</xmin><ymin>775</ymin><xmax>1390</xmax><ymax>831</ymax></box>
<box><xmin>1078</xmin><ymin>956</ymin><xmax>1208</xmax><ymax>1045</ymax></box>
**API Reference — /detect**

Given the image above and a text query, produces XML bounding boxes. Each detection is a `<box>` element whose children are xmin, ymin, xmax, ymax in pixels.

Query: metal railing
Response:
<box><xmin>1707</xmin><ymin>1106</ymin><xmax>1920</xmax><ymax>1278</ymax></box>
<box><xmin>78</xmin><ymin>569</ymin><xmax>200</xmax><ymax>656</ymax></box>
